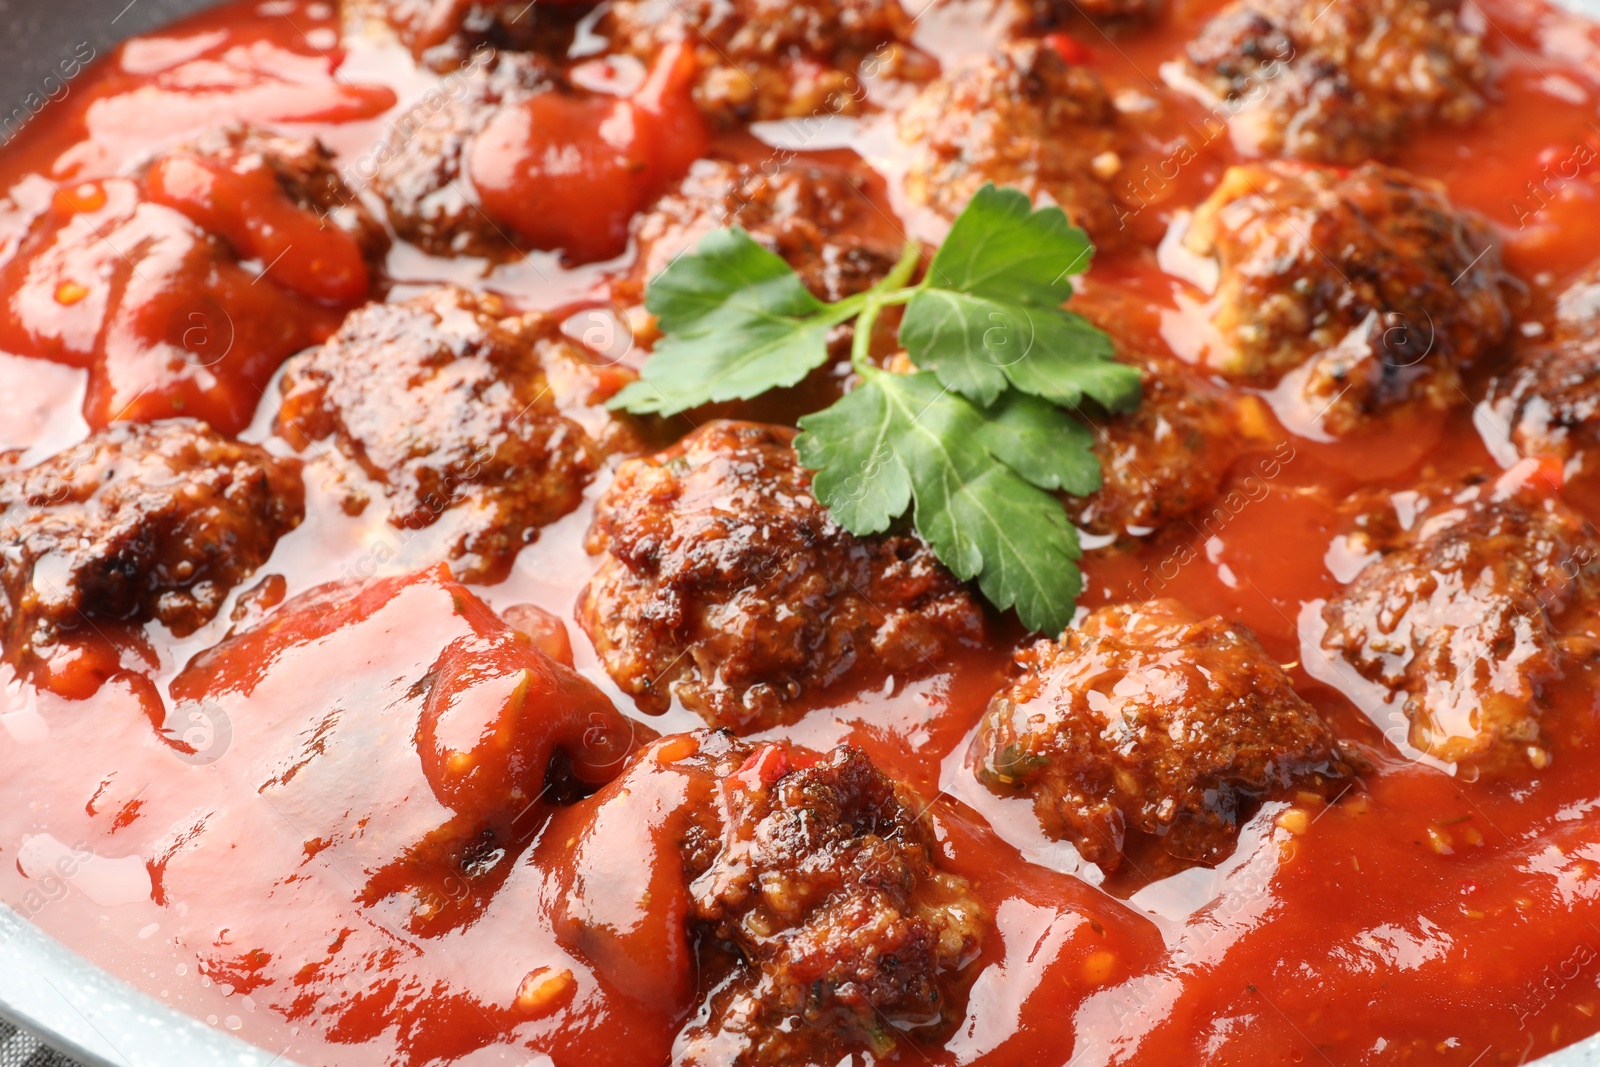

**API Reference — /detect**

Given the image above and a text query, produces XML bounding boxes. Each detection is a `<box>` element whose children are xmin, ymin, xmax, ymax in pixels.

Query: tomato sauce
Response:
<box><xmin>3</xmin><ymin>0</ymin><xmax>1600</xmax><ymax>1065</ymax></box>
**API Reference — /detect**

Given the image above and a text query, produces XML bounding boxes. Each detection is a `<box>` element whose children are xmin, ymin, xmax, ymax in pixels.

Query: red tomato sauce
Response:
<box><xmin>1</xmin><ymin>1</ymin><xmax>1600</xmax><ymax>1065</ymax></box>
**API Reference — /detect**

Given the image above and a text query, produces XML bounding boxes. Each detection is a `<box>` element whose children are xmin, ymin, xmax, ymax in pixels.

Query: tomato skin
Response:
<box><xmin>543</xmin><ymin>739</ymin><xmax>699</xmax><ymax>1016</ymax></box>
<box><xmin>417</xmin><ymin>624</ymin><xmax>641</xmax><ymax>822</ymax></box>
<box><xmin>0</xmin><ymin>175</ymin><xmax>349</xmax><ymax>434</ymax></box>
<box><xmin>144</xmin><ymin>152</ymin><xmax>370</xmax><ymax>306</ymax></box>
<box><xmin>1044</xmin><ymin>32</ymin><xmax>1093</xmax><ymax>65</ymax></box>
<box><xmin>468</xmin><ymin>42</ymin><xmax>708</xmax><ymax>264</ymax></box>
<box><xmin>500</xmin><ymin>602</ymin><xmax>576</xmax><ymax>666</ymax></box>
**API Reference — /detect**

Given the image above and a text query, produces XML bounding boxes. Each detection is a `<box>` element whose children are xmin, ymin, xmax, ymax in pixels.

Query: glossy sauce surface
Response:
<box><xmin>3</xmin><ymin>1</ymin><xmax>1600</xmax><ymax>1065</ymax></box>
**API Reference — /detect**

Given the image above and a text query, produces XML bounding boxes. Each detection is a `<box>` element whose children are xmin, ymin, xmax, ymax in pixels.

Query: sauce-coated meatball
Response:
<box><xmin>578</xmin><ymin>421</ymin><xmax>985</xmax><ymax>730</ymax></box>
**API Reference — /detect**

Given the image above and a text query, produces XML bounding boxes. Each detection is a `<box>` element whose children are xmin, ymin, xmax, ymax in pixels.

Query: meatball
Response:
<box><xmin>552</xmin><ymin>731</ymin><xmax>986</xmax><ymax>1065</ymax></box>
<box><xmin>604</xmin><ymin>0</ymin><xmax>917</xmax><ymax>124</ymax></box>
<box><xmin>897</xmin><ymin>40</ymin><xmax>1130</xmax><ymax>242</ymax></box>
<box><xmin>577</xmin><ymin>421</ymin><xmax>985</xmax><ymax>731</ymax></box>
<box><xmin>1320</xmin><ymin>471</ymin><xmax>1600</xmax><ymax>772</ymax></box>
<box><xmin>1181</xmin><ymin>0</ymin><xmax>1489</xmax><ymax>163</ymax></box>
<box><xmin>970</xmin><ymin>599</ymin><xmax>1349</xmax><ymax>873</ymax></box>
<box><xmin>370</xmin><ymin>51</ymin><xmax>553</xmax><ymax>261</ymax></box>
<box><xmin>1489</xmin><ymin>266</ymin><xmax>1600</xmax><ymax>463</ymax></box>
<box><xmin>0</xmin><ymin>420</ymin><xmax>304</xmax><ymax>668</ymax></box>
<box><xmin>618</xmin><ymin>159</ymin><xmax>901</xmax><ymax>308</ymax></box>
<box><xmin>1016</xmin><ymin>0</ymin><xmax>1160</xmax><ymax>28</ymax></box>
<box><xmin>276</xmin><ymin>288</ymin><xmax>634</xmax><ymax>584</ymax></box>
<box><xmin>342</xmin><ymin>0</ymin><xmax>585</xmax><ymax>69</ymax></box>
<box><xmin>1071</xmin><ymin>356</ymin><xmax>1246</xmax><ymax>538</ymax></box>
<box><xmin>1183</xmin><ymin>161</ymin><xmax>1510</xmax><ymax>435</ymax></box>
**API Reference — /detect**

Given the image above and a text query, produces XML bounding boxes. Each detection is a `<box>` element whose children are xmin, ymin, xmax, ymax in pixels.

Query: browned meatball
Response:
<box><xmin>604</xmin><ymin>0</ymin><xmax>918</xmax><ymax>124</ymax></box>
<box><xmin>552</xmin><ymin>731</ymin><xmax>986</xmax><ymax>1065</ymax></box>
<box><xmin>1183</xmin><ymin>162</ymin><xmax>1510</xmax><ymax>435</ymax></box>
<box><xmin>276</xmin><ymin>288</ymin><xmax>635</xmax><ymax>583</ymax></box>
<box><xmin>342</xmin><ymin>0</ymin><xmax>585</xmax><ymax>70</ymax></box>
<box><xmin>1071</xmin><ymin>356</ymin><xmax>1247</xmax><ymax>538</ymax></box>
<box><xmin>577</xmin><ymin>421</ymin><xmax>985</xmax><ymax>731</ymax></box>
<box><xmin>970</xmin><ymin>599</ymin><xmax>1349</xmax><ymax>872</ymax></box>
<box><xmin>898</xmin><ymin>40</ymin><xmax>1130</xmax><ymax>242</ymax></box>
<box><xmin>618</xmin><ymin>159</ymin><xmax>901</xmax><ymax>308</ymax></box>
<box><xmin>1016</xmin><ymin>0</ymin><xmax>1160</xmax><ymax>28</ymax></box>
<box><xmin>1321</xmin><ymin>473</ymin><xmax>1600</xmax><ymax>773</ymax></box>
<box><xmin>172</xmin><ymin>125</ymin><xmax>389</xmax><ymax>266</ymax></box>
<box><xmin>369</xmin><ymin>51</ymin><xmax>552</xmax><ymax>260</ymax></box>
<box><xmin>0</xmin><ymin>421</ymin><xmax>304</xmax><ymax>666</ymax></box>
<box><xmin>1181</xmin><ymin>0</ymin><xmax>1489</xmax><ymax>163</ymax></box>
<box><xmin>1489</xmin><ymin>266</ymin><xmax>1600</xmax><ymax>463</ymax></box>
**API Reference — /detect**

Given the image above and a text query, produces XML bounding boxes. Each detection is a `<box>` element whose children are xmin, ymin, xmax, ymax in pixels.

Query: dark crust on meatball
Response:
<box><xmin>679</xmin><ymin>740</ymin><xmax>986</xmax><ymax>1065</ymax></box>
<box><xmin>1184</xmin><ymin>161</ymin><xmax>1510</xmax><ymax>435</ymax></box>
<box><xmin>370</xmin><ymin>51</ymin><xmax>552</xmax><ymax>260</ymax></box>
<box><xmin>971</xmin><ymin>599</ymin><xmax>1349</xmax><ymax>872</ymax></box>
<box><xmin>341</xmin><ymin>0</ymin><xmax>587</xmax><ymax>71</ymax></box>
<box><xmin>898</xmin><ymin>40</ymin><xmax>1129</xmax><ymax>242</ymax></box>
<box><xmin>1181</xmin><ymin>0</ymin><xmax>1489</xmax><ymax>163</ymax></box>
<box><xmin>1491</xmin><ymin>265</ymin><xmax>1600</xmax><ymax>462</ymax></box>
<box><xmin>619</xmin><ymin>159</ymin><xmax>900</xmax><ymax>308</ymax></box>
<box><xmin>556</xmin><ymin>731</ymin><xmax>986</xmax><ymax>1066</ymax></box>
<box><xmin>577</xmin><ymin>421</ymin><xmax>985</xmax><ymax>731</ymax></box>
<box><xmin>276</xmin><ymin>288</ymin><xmax>623</xmax><ymax>584</ymax></box>
<box><xmin>0</xmin><ymin>420</ymin><xmax>304</xmax><ymax>666</ymax></box>
<box><xmin>1320</xmin><ymin>475</ymin><xmax>1600</xmax><ymax>772</ymax></box>
<box><xmin>1014</xmin><ymin>0</ymin><xmax>1161</xmax><ymax>30</ymax></box>
<box><xmin>604</xmin><ymin>0</ymin><xmax>919</xmax><ymax>124</ymax></box>
<box><xmin>175</xmin><ymin>125</ymin><xmax>389</xmax><ymax>267</ymax></box>
<box><xmin>1071</xmin><ymin>356</ymin><xmax>1245</xmax><ymax>537</ymax></box>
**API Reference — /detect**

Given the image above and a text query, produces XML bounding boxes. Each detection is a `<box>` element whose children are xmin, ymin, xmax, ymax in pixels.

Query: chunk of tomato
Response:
<box><xmin>469</xmin><ymin>42</ymin><xmax>708</xmax><ymax>264</ymax></box>
<box><xmin>145</xmin><ymin>152</ymin><xmax>370</xmax><ymax>306</ymax></box>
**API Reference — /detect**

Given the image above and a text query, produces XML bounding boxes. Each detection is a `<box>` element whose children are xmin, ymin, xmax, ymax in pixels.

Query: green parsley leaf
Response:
<box><xmin>612</xmin><ymin>184</ymin><xmax>1138</xmax><ymax>633</ymax></box>
<box><xmin>609</xmin><ymin>227</ymin><xmax>859</xmax><ymax>416</ymax></box>
<box><xmin>796</xmin><ymin>370</ymin><xmax>1092</xmax><ymax>634</ymax></box>
<box><xmin>900</xmin><ymin>184</ymin><xmax>1140</xmax><ymax>411</ymax></box>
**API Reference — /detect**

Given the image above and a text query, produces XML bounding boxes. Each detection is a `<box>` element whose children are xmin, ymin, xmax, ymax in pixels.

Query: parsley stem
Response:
<box><xmin>849</xmin><ymin>241</ymin><xmax>924</xmax><ymax>376</ymax></box>
<box><xmin>880</xmin><ymin>239</ymin><xmax>923</xmax><ymax>292</ymax></box>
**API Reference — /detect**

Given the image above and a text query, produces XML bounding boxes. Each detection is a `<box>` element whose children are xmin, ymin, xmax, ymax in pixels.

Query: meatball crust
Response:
<box><xmin>369</xmin><ymin>51</ymin><xmax>552</xmax><ymax>260</ymax></box>
<box><xmin>554</xmin><ymin>731</ymin><xmax>986</xmax><ymax>1066</ymax></box>
<box><xmin>1018</xmin><ymin>0</ymin><xmax>1160</xmax><ymax>28</ymax></box>
<box><xmin>679</xmin><ymin>740</ymin><xmax>985</xmax><ymax>1065</ymax></box>
<box><xmin>1071</xmin><ymin>356</ymin><xmax>1245</xmax><ymax>538</ymax></box>
<box><xmin>1184</xmin><ymin>161</ymin><xmax>1510</xmax><ymax>435</ymax></box>
<box><xmin>898</xmin><ymin>40</ymin><xmax>1129</xmax><ymax>242</ymax></box>
<box><xmin>1320</xmin><ymin>472</ymin><xmax>1600</xmax><ymax>773</ymax></box>
<box><xmin>604</xmin><ymin>0</ymin><xmax>917</xmax><ymax>124</ymax></box>
<box><xmin>619</xmin><ymin>159</ymin><xmax>900</xmax><ymax>308</ymax></box>
<box><xmin>1490</xmin><ymin>265</ymin><xmax>1600</xmax><ymax>463</ymax></box>
<box><xmin>342</xmin><ymin>0</ymin><xmax>584</xmax><ymax>70</ymax></box>
<box><xmin>1181</xmin><ymin>0</ymin><xmax>1489</xmax><ymax>163</ymax></box>
<box><xmin>578</xmin><ymin>421</ymin><xmax>985</xmax><ymax>730</ymax></box>
<box><xmin>276</xmin><ymin>288</ymin><xmax>626</xmax><ymax>584</ymax></box>
<box><xmin>0</xmin><ymin>420</ymin><xmax>304</xmax><ymax>664</ymax></box>
<box><xmin>971</xmin><ymin>599</ymin><xmax>1349</xmax><ymax>872</ymax></box>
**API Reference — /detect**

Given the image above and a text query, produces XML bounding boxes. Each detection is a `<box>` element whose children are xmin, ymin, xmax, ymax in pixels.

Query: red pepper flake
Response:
<box><xmin>1044</xmin><ymin>32</ymin><xmax>1092</xmax><ymax>65</ymax></box>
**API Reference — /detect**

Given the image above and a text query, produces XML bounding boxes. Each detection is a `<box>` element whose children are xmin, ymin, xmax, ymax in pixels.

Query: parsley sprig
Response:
<box><xmin>610</xmin><ymin>185</ymin><xmax>1141</xmax><ymax>634</ymax></box>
